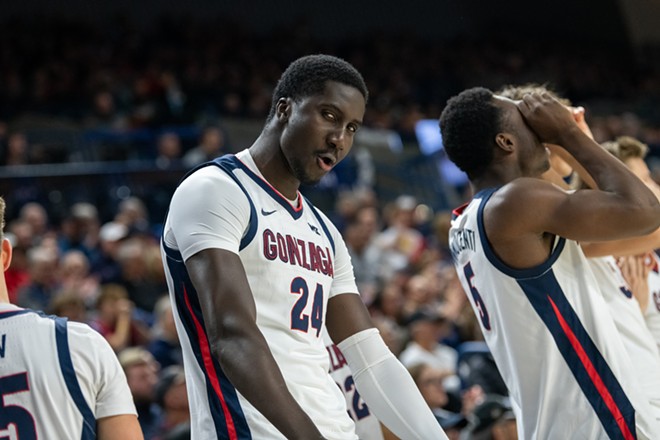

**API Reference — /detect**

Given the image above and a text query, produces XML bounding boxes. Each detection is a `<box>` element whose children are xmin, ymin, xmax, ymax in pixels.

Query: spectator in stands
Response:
<box><xmin>182</xmin><ymin>125</ymin><xmax>227</xmax><ymax>168</ymax></box>
<box><xmin>57</xmin><ymin>202</ymin><xmax>102</xmax><ymax>268</ymax></box>
<box><xmin>407</xmin><ymin>362</ymin><xmax>467</xmax><ymax>438</ymax></box>
<box><xmin>399</xmin><ymin>307</ymin><xmax>460</xmax><ymax>391</ymax></box>
<box><xmin>148</xmin><ymin>295</ymin><xmax>183</xmax><ymax>369</ymax></box>
<box><xmin>155</xmin><ymin>131</ymin><xmax>183</xmax><ymax>170</ymax></box>
<box><xmin>84</xmin><ymin>90</ymin><xmax>128</xmax><ymax>130</ymax></box>
<box><xmin>16</xmin><ymin>245</ymin><xmax>59</xmax><ymax>311</ymax></box>
<box><xmin>116</xmin><ymin>237</ymin><xmax>166</xmax><ymax>312</ymax></box>
<box><xmin>152</xmin><ymin>365</ymin><xmax>191</xmax><ymax>440</ymax></box>
<box><xmin>90</xmin><ymin>283</ymin><xmax>151</xmax><ymax>352</ymax></box>
<box><xmin>48</xmin><ymin>289</ymin><xmax>88</xmax><ymax>322</ymax></box>
<box><xmin>96</xmin><ymin>220</ymin><xmax>129</xmax><ymax>284</ymax></box>
<box><xmin>119</xmin><ymin>347</ymin><xmax>163</xmax><ymax>439</ymax></box>
<box><xmin>1</xmin><ymin>131</ymin><xmax>30</xmax><ymax>165</ymax></box>
<box><xmin>344</xmin><ymin>205</ymin><xmax>383</xmax><ymax>305</ymax></box>
<box><xmin>464</xmin><ymin>395</ymin><xmax>517</xmax><ymax>440</ymax></box>
<box><xmin>18</xmin><ymin>201</ymin><xmax>50</xmax><ymax>244</ymax></box>
<box><xmin>57</xmin><ymin>249</ymin><xmax>100</xmax><ymax>304</ymax></box>
<box><xmin>374</xmin><ymin>195</ymin><xmax>426</xmax><ymax>280</ymax></box>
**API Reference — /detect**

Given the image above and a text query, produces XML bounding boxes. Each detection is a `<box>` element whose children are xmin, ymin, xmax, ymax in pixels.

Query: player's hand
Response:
<box><xmin>571</xmin><ymin>106</ymin><xmax>595</xmax><ymax>140</ymax></box>
<box><xmin>517</xmin><ymin>92</ymin><xmax>580</xmax><ymax>146</ymax></box>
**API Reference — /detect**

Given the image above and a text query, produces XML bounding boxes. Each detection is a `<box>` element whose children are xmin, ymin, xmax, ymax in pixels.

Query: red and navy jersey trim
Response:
<box><xmin>162</xmin><ymin>243</ymin><xmax>252</xmax><ymax>440</ymax></box>
<box><xmin>518</xmin><ymin>273</ymin><xmax>637</xmax><ymax>440</ymax></box>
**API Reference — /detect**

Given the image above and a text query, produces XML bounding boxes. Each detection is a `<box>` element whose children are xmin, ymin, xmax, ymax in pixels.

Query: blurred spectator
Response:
<box><xmin>116</xmin><ymin>197</ymin><xmax>150</xmax><ymax>233</ymax></box>
<box><xmin>57</xmin><ymin>202</ymin><xmax>102</xmax><ymax>267</ymax></box>
<box><xmin>344</xmin><ymin>205</ymin><xmax>382</xmax><ymax>305</ymax></box>
<box><xmin>16</xmin><ymin>245</ymin><xmax>59</xmax><ymax>311</ymax></box>
<box><xmin>148</xmin><ymin>295</ymin><xmax>183</xmax><ymax>369</ymax></box>
<box><xmin>399</xmin><ymin>308</ymin><xmax>460</xmax><ymax>391</ymax></box>
<box><xmin>374</xmin><ymin>195</ymin><xmax>426</xmax><ymax>280</ymax></box>
<box><xmin>1</xmin><ymin>131</ymin><xmax>30</xmax><ymax>165</ymax></box>
<box><xmin>84</xmin><ymin>90</ymin><xmax>128</xmax><ymax>130</ymax></box>
<box><xmin>119</xmin><ymin>347</ymin><xmax>163</xmax><ymax>439</ymax></box>
<box><xmin>155</xmin><ymin>131</ymin><xmax>183</xmax><ymax>170</ymax></box>
<box><xmin>96</xmin><ymin>221</ymin><xmax>129</xmax><ymax>284</ymax></box>
<box><xmin>57</xmin><ymin>249</ymin><xmax>100</xmax><ymax>304</ymax></box>
<box><xmin>48</xmin><ymin>289</ymin><xmax>88</xmax><ymax>322</ymax></box>
<box><xmin>90</xmin><ymin>283</ymin><xmax>151</xmax><ymax>352</ymax></box>
<box><xmin>407</xmin><ymin>363</ymin><xmax>467</xmax><ymax>439</ymax></box>
<box><xmin>116</xmin><ymin>237</ymin><xmax>167</xmax><ymax>312</ymax></box>
<box><xmin>152</xmin><ymin>365</ymin><xmax>191</xmax><ymax>440</ymax></box>
<box><xmin>464</xmin><ymin>396</ymin><xmax>517</xmax><ymax>440</ymax></box>
<box><xmin>182</xmin><ymin>125</ymin><xmax>228</xmax><ymax>168</ymax></box>
<box><xmin>18</xmin><ymin>202</ymin><xmax>50</xmax><ymax>244</ymax></box>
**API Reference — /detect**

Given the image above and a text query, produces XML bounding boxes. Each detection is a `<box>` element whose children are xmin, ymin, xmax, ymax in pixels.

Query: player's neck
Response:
<box><xmin>472</xmin><ymin>165</ymin><xmax>523</xmax><ymax>193</ymax></box>
<box><xmin>249</xmin><ymin>136</ymin><xmax>300</xmax><ymax>200</ymax></box>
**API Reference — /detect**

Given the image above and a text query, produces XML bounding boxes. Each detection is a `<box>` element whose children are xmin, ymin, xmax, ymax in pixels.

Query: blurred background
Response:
<box><xmin>1</xmin><ymin>2</ymin><xmax>659</xmax><ymax>438</ymax></box>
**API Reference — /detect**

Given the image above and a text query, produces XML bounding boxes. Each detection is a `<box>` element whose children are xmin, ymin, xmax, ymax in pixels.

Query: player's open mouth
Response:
<box><xmin>317</xmin><ymin>153</ymin><xmax>335</xmax><ymax>171</ymax></box>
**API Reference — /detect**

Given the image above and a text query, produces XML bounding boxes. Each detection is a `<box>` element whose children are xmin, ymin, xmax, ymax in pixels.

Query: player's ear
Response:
<box><xmin>495</xmin><ymin>133</ymin><xmax>515</xmax><ymax>153</ymax></box>
<box><xmin>1</xmin><ymin>238</ymin><xmax>12</xmax><ymax>272</ymax></box>
<box><xmin>275</xmin><ymin>98</ymin><xmax>291</xmax><ymax>123</ymax></box>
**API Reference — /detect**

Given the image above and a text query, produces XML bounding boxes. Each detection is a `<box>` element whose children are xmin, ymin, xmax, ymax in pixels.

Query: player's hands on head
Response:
<box><xmin>571</xmin><ymin>106</ymin><xmax>595</xmax><ymax>140</ymax></box>
<box><xmin>517</xmin><ymin>92</ymin><xmax>579</xmax><ymax>146</ymax></box>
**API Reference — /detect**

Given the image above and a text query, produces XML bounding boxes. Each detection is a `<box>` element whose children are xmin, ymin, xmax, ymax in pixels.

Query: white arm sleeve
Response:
<box><xmin>338</xmin><ymin>328</ymin><xmax>449</xmax><ymax>440</ymax></box>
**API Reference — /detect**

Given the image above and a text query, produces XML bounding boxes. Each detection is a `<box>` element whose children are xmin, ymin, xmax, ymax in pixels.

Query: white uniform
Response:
<box><xmin>161</xmin><ymin>150</ymin><xmax>359</xmax><ymax>440</ymax></box>
<box><xmin>323</xmin><ymin>331</ymin><xmax>384</xmax><ymax>440</ymax></box>
<box><xmin>449</xmin><ymin>188</ymin><xmax>659</xmax><ymax>440</ymax></box>
<box><xmin>589</xmin><ymin>256</ymin><xmax>660</xmax><ymax>411</ymax></box>
<box><xmin>0</xmin><ymin>303</ymin><xmax>136</xmax><ymax>440</ymax></box>
<box><xmin>643</xmin><ymin>252</ymin><xmax>660</xmax><ymax>351</ymax></box>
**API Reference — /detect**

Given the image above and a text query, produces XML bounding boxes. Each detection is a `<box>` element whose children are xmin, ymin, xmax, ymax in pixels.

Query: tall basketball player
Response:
<box><xmin>161</xmin><ymin>54</ymin><xmax>447</xmax><ymax>439</ymax></box>
<box><xmin>443</xmin><ymin>88</ymin><xmax>660</xmax><ymax>439</ymax></box>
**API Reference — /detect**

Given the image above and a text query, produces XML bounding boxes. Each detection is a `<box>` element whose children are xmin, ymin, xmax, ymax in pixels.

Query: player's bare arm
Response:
<box><xmin>97</xmin><ymin>414</ymin><xmax>143</xmax><ymax>440</ymax></box>
<box><xmin>483</xmin><ymin>93</ymin><xmax>660</xmax><ymax>269</ymax></box>
<box><xmin>325</xmin><ymin>292</ymin><xmax>375</xmax><ymax>344</ymax></box>
<box><xmin>518</xmin><ymin>93</ymin><xmax>660</xmax><ymax>229</ymax></box>
<box><xmin>185</xmin><ymin>248</ymin><xmax>326</xmax><ymax>440</ymax></box>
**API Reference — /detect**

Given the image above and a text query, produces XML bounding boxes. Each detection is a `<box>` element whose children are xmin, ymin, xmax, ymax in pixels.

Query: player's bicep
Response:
<box><xmin>185</xmin><ymin>248</ymin><xmax>258</xmax><ymax>337</ymax></box>
<box><xmin>496</xmin><ymin>179</ymin><xmax>653</xmax><ymax>243</ymax></box>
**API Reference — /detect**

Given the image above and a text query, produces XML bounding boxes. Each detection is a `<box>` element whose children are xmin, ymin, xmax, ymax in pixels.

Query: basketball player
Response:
<box><xmin>322</xmin><ymin>330</ymin><xmax>385</xmax><ymax>440</ymax></box>
<box><xmin>599</xmin><ymin>136</ymin><xmax>660</xmax><ymax>353</ymax></box>
<box><xmin>442</xmin><ymin>87</ymin><xmax>660</xmax><ymax>438</ymax></box>
<box><xmin>498</xmin><ymin>85</ymin><xmax>660</xmax><ymax>416</ymax></box>
<box><xmin>161</xmin><ymin>54</ymin><xmax>446</xmax><ymax>439</ymax></box>
<box><xmin>0</xmin><ymin>196</ymin><xmax>143</xmax><ymax>439</ymax></box>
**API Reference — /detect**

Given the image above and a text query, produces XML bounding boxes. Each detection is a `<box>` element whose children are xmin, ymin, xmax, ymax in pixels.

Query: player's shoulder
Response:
<box><xmin>66</xmin><ymin>320</ymin><xmax>110</xmax><ymax>345</ymax></box>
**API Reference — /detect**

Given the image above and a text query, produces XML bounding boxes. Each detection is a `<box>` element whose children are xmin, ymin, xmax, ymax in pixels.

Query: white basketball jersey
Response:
<box><xmin>322</xmin><ymin>331</ymin><xmax>384</xmax><ymax>440</ymax></box>
<box><xmin>643</xmin><ymin>252</ymin><xmax>660</xmax><ymax>352</ymax></box>
<box><xmin>161</xmin><ymin>150</ymin><xmax>359</xmax><ymax>440</ymax></box>
<box><xmin>589</xmin><ymin>257</ymin><xmax>660</xmax><ymax>408</ymax></box>
<box><xmin>449</xmin><ymin>188</ymin><xmax>659</xmax><ymax>440</ymax></box>
<box><xmin>0</xmin><ymin>303</ymin><xmax>136</xmax><ymax>440</ymax></box>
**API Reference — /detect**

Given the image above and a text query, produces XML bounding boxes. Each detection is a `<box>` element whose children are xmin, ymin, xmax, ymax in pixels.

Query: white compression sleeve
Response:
<box><xmin>337</xmin><ymin>328</ymin><xmax>449</xmax><ymax>440</ymax></box>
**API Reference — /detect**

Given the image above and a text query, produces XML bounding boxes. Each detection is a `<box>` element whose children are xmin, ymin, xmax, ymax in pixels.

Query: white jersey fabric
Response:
<box><xmin>643</xmin><ymin>252</ymin><xmax>660</xmax><ymax>352</ymax></box>
<box><xmin>449</xmin><ymin>188</ymin><xmax>659</xmax><ymax>440</ymax></box>
<box><xmin>0</xmin><ymin>303</ymin><xmax>136</xmax><ymax>439</ymax></box>
<box><xmin>161</xmin><ymin>150</ymin><xmax>359</xmax><ymax>440</ymax></box>
<box><xmin>589</xmin><ymin>256</ymin><xmax>660</xmax><ymax>411</ymax></box>
<box><xmin>323</xmin><ymin>331</ymin><xmax>384</xmax><ymax>440</ymax></box>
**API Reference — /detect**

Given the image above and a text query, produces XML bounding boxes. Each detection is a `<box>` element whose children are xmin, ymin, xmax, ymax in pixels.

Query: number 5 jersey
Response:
<box><xmin>0</xmin><ymin>304</ymin><xmax>136</xmax><ymax>439</ymax></box>
<box><xmin>449</xmin><ymin>188</ymin><xmax>659</xmax><ymax>440</ymax></box>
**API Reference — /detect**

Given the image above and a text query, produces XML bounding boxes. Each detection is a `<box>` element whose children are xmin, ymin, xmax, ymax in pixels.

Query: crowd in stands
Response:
<box><xmin>0</xmin><ymin>17</ymin><xmax>659</xmax><ymax>167</ymax></box>
<box><xmin>1</xmin><ymin>16</ymin><xmax>660</xmax><ymax>439</ymax></box>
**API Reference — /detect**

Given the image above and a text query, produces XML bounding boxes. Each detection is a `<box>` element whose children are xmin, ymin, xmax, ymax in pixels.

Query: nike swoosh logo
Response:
<box><xmin>261</xmin><ymin>208</ymin><xmax>276</xmax><ymax>216</ymax></box>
